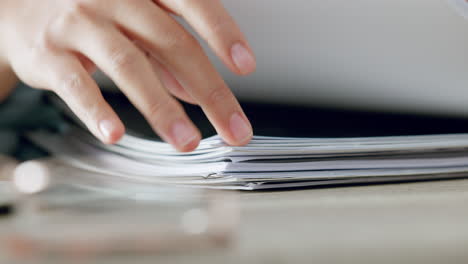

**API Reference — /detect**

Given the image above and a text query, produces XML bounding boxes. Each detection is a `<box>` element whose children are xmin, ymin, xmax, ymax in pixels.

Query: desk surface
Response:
<box><xmin>3</xmin><ymin>96</ymin><xmax>468</xmax><ymax>263</ymax></box>
<box><xmin>2</xmin><ymin>178</ymin><xmax>468</xmax><ymax>264</ymax></box>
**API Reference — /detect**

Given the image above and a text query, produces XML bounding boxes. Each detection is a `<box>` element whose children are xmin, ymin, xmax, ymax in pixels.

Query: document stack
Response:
<box><xmin>28</xmin><ymin>123</ymin><xmax>468</xmax><ymax>190</ymax></box>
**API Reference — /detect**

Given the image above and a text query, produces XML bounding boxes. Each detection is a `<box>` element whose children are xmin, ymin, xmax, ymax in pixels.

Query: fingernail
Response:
<box><xmin>229</xmin><ymin>112</ymin><xmax>252</xmax><ymax>143</ymax></box>
<box><xmin>99</xmin><ymin>120</ymin><xmax>116</xmax><ymax>141</ymax></box>
<box><xmin>171</xmin><ymin>120</ymin><xmax>198</xmax><ymax>148</ymax></box>
<box><xmin>231</xmin><ymin>42</ymin><xmax>256</xmax><ymax>74</ymax></box>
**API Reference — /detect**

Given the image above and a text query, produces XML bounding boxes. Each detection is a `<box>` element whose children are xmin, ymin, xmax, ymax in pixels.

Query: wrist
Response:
<box><xmin>0</xmin><ymin>61</ymin><xmax>18</xmax><ymax>102</ymax></box>
<box><xmin>0</xmin><ymin>1</ymin><xmax>19</xmax><ymax>101</ymax></box>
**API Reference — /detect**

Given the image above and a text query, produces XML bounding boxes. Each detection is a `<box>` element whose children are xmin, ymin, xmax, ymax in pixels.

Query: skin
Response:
<box><xmin>0</xmin><ymin>0</ymin><xmax>256</xmax><ymax>152</ymax></box>
<box><xmin>0</xmin><ymin>64</ymin><xmax>17</xmax><ymax>101</ymax></box>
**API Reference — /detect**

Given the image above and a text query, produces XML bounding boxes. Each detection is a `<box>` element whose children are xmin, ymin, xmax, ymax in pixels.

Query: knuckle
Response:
<box><xmin>31</xmin><ymin>33</ymin><xmax>54</xmax><ymax>61</ymax></box>
<box><xmin>207</xmin><ymin>15</ymin><xmax>233</xmax><ymax>36</ymax></box>
<box><xmin>26</xmin><ymin>33</ymin><xmax>54</xmax><ymax>70</ymax></box>
<box><xmin>53</xmin><ymin>72</ymin><xmax>97</xmax><ymax>123</ymax></box>
<box><xmin>146</xmin><ymin>97</ymin><xmax>177</xmax><ymax>122</ymax></box>
<box><xmin>49</xmin><ymin>1</ymin><xmax>93</xmax><ymax>37</ymax></box>
<box><xmin>107</xmin><ymin>46</ymin><xmax>141</xmax><ymax>73</ymax></box>
<box><xmin>146</xmin><ymin>96</ymin><xmax>182</xmax><ymax>127</ymax></box>
<box><xmin>56</xmin><ymin>73</ymin><xmax>86</xmax><ymax>96</ymax></box>
<box><xmin>162</xmin><ymin>31</ymin><xmax>198</xmax><ymax>54</ymax></box>
<box><xmin>205</xmin><ymin>86</ymin><xmax>231</xmax><ymax>105</ymax></box>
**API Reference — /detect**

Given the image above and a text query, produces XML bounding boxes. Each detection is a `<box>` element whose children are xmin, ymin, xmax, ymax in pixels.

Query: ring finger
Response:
<box><xmin>51</xmin><ymin>10</ymin><xmax>201</xmax><ymax>151</ymax></box>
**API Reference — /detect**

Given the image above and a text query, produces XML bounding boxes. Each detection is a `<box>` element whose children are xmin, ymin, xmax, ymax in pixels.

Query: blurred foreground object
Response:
<box><xmin>0</xmin><ymin>155</ymin><xmax>18</xmax><ymax>181</ymax></box>
<box><xmin>1</xmin><ymin>159</ymin><xmax>239</xmax><ymax>260</ymax></box>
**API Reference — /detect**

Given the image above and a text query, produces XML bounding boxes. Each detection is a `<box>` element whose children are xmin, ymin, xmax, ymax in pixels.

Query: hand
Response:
<box><xmin>0</xmin><ymin>0</ymin><xmax>256</xmax><ymax>152</ymax></box>
<box><xmin>0</xmin><ymin>64</ymin><xmax>18</xmax><ymax>101</ymax></box>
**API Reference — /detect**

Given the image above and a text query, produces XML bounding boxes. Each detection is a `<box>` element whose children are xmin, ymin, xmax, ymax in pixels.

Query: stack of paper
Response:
<box><xmin>27</xmin><ymin>124</ymin><xmax>468</xmax><ymax>190</ymax></box>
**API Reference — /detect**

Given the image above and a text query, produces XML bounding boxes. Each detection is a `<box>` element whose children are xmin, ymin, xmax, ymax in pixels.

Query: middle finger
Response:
<box><xmin>52</xmin><ymin>9</ymin><xmax>201</xmax><ymax>152</ymax></box>
<box><xmin>106</xmin><ymin>0</ymin><xmax>253</xmax><ymax>146</ymax></box>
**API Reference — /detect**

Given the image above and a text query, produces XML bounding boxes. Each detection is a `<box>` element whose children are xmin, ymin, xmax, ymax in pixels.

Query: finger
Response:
<box><xmin>148</xmin><ymin>56</ymin><xmax>197</xmax><ymax>105</ymax></box>
<box><xmin>40</xmin><ymin>53</ymin><xmax>125</xmax><ymax>144</ymax></box>
<box><xmin>108</xmin><ymin>1</ymin><xmax>253</xmax><ymax>146</ymax></box>
<box><xmin>53</xmin><ymin>11</ymin><xmax>201</xmax><ymax>152</ymax></box>
<box><xmin>155</xmin><ymin>0</ymin><xmax>257</xmax><ymax>75</ymax></box>
<box><xmin>152</xmin><ymin>0</ymin><xmax>177</xmax><ymax>14</ymax></box>
<box><xmin>75</xmin><ymin>53</ymin><xmax>97</xmax><ymax>74</ymax></box>
<box><xmin>133</xmin><ymin>40</ymin><xmax>196</xmax><ymax>104</ymax></box>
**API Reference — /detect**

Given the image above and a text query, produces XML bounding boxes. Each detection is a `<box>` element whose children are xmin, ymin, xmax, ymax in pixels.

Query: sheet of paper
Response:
<box><xmin>26</xmin><ymin>123</ymin><xmax>468</xmax><ymax>190</ymax></box>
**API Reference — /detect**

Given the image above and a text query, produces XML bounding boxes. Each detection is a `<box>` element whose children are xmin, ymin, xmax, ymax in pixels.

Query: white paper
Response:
<box><xmin>26</xmin><ymin>124</ymin><xmax>468</xmax><ymax>190</ymax></box>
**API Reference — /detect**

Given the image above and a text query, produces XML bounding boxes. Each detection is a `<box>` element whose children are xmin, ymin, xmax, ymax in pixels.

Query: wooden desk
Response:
<box><xmin>1</xmin><ymin>176</ymin><xmax>468</xmax><ymax>264</ymax></box>
<box><xmin>4</xmin><ymin>96</ymin><xmax>468</xmax><ymax>263</ymax></box>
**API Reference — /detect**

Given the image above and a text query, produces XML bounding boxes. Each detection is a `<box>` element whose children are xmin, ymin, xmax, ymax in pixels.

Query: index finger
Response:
<box><xmin>107</xmin><ymin>1</ymin><xmax>253</xmax><ymax>146</ymax></box>
<box><xmin>156</xmin><ymin>0</ymin><xmax>256</xmax><ymax>75</ymax></box>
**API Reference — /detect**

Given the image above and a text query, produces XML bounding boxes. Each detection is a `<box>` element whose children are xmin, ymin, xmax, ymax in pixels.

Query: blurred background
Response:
<box><xmin>2</xmin><ymin>1</ymin><xmax>468</xmax><ymax>263</ymax></box>
<box><xmin>5</xmin><ymin>0</ymin><xmax>468</xmax><ymax>157</ymax></box>
<box><xmin>210</xmin><ymin>0</ymin><xmax>468</xmax><ymax>116</ymax></box>
<box><xmin>100</xmin><ymin>0</ymin><xmax>468</xmax><ymax>116</ymax></box>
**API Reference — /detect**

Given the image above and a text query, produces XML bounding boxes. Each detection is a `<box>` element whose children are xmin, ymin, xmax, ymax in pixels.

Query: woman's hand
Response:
<box><xmin>0</xmin><ymin>0</ymin><xmax>256</xmax><ymax>152</ymax></box>
<box><xmin>0</xmin><ymin>64</ymin><xmax>18</xmax><ymax>102</ymax></box>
